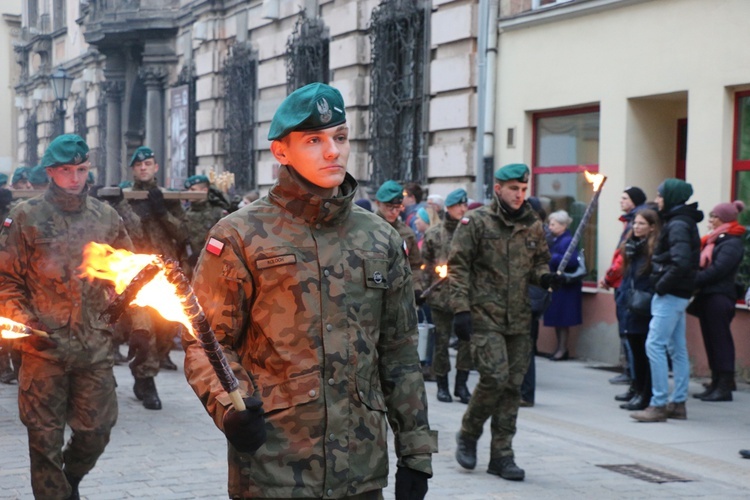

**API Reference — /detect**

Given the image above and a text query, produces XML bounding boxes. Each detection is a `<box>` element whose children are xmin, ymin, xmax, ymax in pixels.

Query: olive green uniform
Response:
<box><xmin>184</xmin><ymin>166</ymin><xmax>437</xmax><ymax>498</ymax></box>
<box><xmin>448</xmin><ymin>196</ymin><xmax>550</xmax><ymax>459</ymax></box>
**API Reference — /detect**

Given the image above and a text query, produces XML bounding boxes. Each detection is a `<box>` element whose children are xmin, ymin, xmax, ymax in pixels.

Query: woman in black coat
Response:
<box><xmin>691</xmin><ymin>200</ymin><xmax>746</xmax><ymax>402</ymax></box>
<box><xmin>614</xmin><ymin>209</ymin><xmax>659</xmax><ymax>411</ymax></box>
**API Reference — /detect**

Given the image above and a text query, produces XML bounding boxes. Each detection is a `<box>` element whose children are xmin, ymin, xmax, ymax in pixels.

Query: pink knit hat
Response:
<box><xmin>711</xmin><ymin>200</ymin><xmax>745</xmax><ymax>222</ymax></box>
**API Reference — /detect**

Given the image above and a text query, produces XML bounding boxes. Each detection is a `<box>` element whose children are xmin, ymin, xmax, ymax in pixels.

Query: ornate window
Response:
<box><xmin>286</xmin><ymin>11</ymin><xmax>329</xmax><ymax>94</ymax></box>
<box><xmin>25</xmin><ymin>112</ymin><xmax>38</xmax><ymax>167</ymax></box>
<box><xmin>175</xmin><ymin>64</ymin><xmax>197</xmax><ymax>177</ymax></box>
<box><xmin>53</xmin><ymin>0</ymin><xmax>66</xmax><ymax>31</ymax></box>
<box><xmin>223</xmin><ymin>44</ymin><xmax>257</xmax><ymax>191</ymax></box>
<box><xmin>96</xmin><ymin>94</ymin><xmax>107</xmax><ymax>183</ymax></box>
<box><xmin>74</xmin><ymin>97</ymin><xmax>87</xmax><ymax>139</ymax></box>
<box><xmin>368</xmin><ymin>0</ymin><xmax>427</xmax><ymax>187</ymax></box>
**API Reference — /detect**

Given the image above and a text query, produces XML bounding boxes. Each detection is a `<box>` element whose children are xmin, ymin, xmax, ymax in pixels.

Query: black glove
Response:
<box><xmin>23</xmin><ymin>320</ymin><xmax>58</xmax><ymax>351</ymax></box>
<box><xmin>147</xmin><ymin>188</ymin><xmax>168</xmax><ymax>217</ymax></box>
<box><xmin>0</xmin><ymin>188</ymin><xmax>12</xmax><ymax>211</ymax></box>
<box><xmin>126</xmin><ymin>329</ymin><xmax>151</xmax><ymax>365</ymax></box>
<box><xmin>222</xmin><ymin>396</ymin><xmax>267</xmax><ymax>454</ymax></box>
<box><xmin>540</xmin><ymin>273</ymin><xmax>565</xmax><ymax>291</ymax></box>
<box><xmin>395</xmin><ymin>467</ymin><xmax>429</xmax><ymax>500</ymax></box>
<box><xmin>414</xmin><ymin>290</ymin><xmax>426</xmax><ymax>307</ymax></box>
<box><xmin>453</xmin><ymin>311</ymin><xmax>472</xmax><ymax>341</ymax></box>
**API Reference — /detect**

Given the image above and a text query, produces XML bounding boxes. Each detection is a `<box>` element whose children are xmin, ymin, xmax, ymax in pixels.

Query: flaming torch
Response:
<box><xmin>420</xmin><ymin>264</ymin><xmax>448</xmax><ymax>299</ymax></box>
<box><xmin>79</xmin><ymin>242</ymin><xmax>246</xmax><ymax>411</ymax></box>
<box><xmin>0</xmin><ymin>316</ymin><xmax>50</xmax><ymax>339</ymax></box>
<box><xmin>556</xmin><ymin>171</ymin><xmax>607</xmax><ymax>276</ymax></box>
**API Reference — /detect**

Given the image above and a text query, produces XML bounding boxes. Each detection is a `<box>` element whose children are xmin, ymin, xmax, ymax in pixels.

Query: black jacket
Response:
<box><xmin>651</xmin><ymin>203</ymin><xmax>703</xmax><ymax>298</ymax></box>
<box><xmin>616</xmin><ymin>237</ymin><xmax>653</xmax><ymax>335</ymax></box>
<box><xmin>695</xmin><ymin>233</ymin><xmax>744</xmax><ymax>300</ymax></box>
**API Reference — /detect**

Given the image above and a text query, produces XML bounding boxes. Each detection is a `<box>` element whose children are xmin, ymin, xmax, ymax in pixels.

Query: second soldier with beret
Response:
<box><xmin>450</xmin><ymin>163</ymin><xmax>560</xmax><ymax>481</ymax></box>
<box><xmin>0</xmin><ymin>134</ymin><xmax>145</xmax><ymax>498</ymax></box>
<box><xmin>183</xmin><ymin>174</ymin><xmax>228</xmax><ymax>275</ymax></box>
<box><xmin>183</xmin><ymin>82</ymin><xmax>437</xmax><ymax>499</ymax></box>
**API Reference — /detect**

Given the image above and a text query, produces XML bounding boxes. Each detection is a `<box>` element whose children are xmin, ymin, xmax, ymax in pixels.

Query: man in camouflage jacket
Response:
<box><xmin>421</xmin><ymin>188</ymin><xmax>473</xmax><ymax>404</ymax></box>
<box><xmin>0</xmin><ymin>134</ymin><xmax>136</xmax><ymax>499</ymax></box>
<box><xmin>450</xmin><ymin>163</ymin><xmax>558</xmax><ymax>482</ymax></box>
<box><xmin>182</xmin><ymin>174</ymin><xmax>228</xmax><ymax>275</ymax></box>
<box><xmin>183</xmin><ymin>83</ymin><xmax>437</xmax><ymax>499</ymax></box>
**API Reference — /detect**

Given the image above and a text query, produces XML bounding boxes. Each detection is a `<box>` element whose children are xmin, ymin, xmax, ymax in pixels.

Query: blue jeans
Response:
<box><xmin>646</xmin><ymin>293</ymin><xmax>690</xmax><ymax>407</ymax></box>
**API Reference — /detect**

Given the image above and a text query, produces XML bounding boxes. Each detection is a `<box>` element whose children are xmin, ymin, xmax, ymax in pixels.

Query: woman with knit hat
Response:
<box><xmin>690</xmin><ymin>200</ymin><xmax>745</xmax><ymax>402</ymax></box>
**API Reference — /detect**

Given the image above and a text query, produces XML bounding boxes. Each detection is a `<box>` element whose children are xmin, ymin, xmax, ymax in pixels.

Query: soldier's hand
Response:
<box><xmin>395</xmin><ymin>466</ymin><xmax>429</xmax><ymax>500</ymax></box>
<box><xmin>453</xmin><ymin>311</ymin><xmax>472</xmax><ymax>342</ymax></box>
<box><xmin>126</xmin><ymin>329</ymin><xmax>150</xmax><ymax>365</ymax></box>
<box><xmin>22</xmin><ymin>320</ymin><xmax>58</xmax><ymax>351</ymax></box>
<box><xmin>222</xmin><ymin>396</ymin><xmax>267</xmax><ymax>454</ymax></box>
<box><xmin>540</xmin><ymin>273</ymin><xmax>565</xmax><ymax>291</ymax></box>
<box><xmin>147</xmin><ymin>188</ymin><xmax>168</xmax><ymax>217</ymax></box>
<box><xmin>414</xmin><ymin>290</ymin><xmax>426</xmax><ymax>307</ymax></box>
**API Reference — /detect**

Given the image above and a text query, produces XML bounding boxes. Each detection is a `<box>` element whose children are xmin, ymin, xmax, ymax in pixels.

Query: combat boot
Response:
<box><xmin>160</xmin><ymin>354</ymin><xmax>178</xmax><ymax>371</ymax></box>
<box><xmin>454</xmin><ymin>370</ymin><xmax>471</xmax><ymax>404</ymax></box>
<box><xmin>487</xmin><ymin>456</ymin><xmax>525</xmax><ymax>481</ymax></box>
<box><xmin>63</xmin><ymin>468</ymin><xmax>81</xmax><ymax>500</ymax></box>
<box><xmin>436</xmin><ymin>375</ymin><xmax>453</xmax><ymax>403</ymax></box>
<box><xmin>133</xmin><ymin>377</ymin><xmax>162</xmax><ymax>410</ymax></box>
<box><xmin>455</xmin><ymin>432</ymin><xmax>477</xmax><ymax>470</ymax></box>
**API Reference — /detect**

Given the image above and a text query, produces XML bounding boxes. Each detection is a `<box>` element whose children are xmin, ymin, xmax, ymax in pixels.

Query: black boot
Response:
<box><xmin>701</xmin><ymin>371</ymin><xmax>733</xmax><ymax>402</ymax></box>
<box><xmin>436</xmin><ymin>375</ymin><xmax>453</xmax><ymax>403</ymax></box>
<box><xmin>63</xmin><ymin>469</ymin><xmax>81</xmax><ymax>500</ymax></box>
<box><xmin>619</xmin><ymin>393</ymin><xmax>647</xmax><ymax>411</ymax></box>
<box><xmin>455</xmin><ymin>432</ymin><xmax>477</xmax><ymax>470</ymax></box>
<box><xmin>160</xmin><ymin>354</ymin><xmax>178</xmax><ymax>371</ymax></box>
<box><xmin>487</xmin><ymin>456</ymin><xmax>525</xmax><ymax>481</ymax></box>
<box><xmin>134</xmin><ymin>377</ymin><xmax>163</xmax><ymax>410</ymax></box>
<box><xmin>454</xmin><ymin>370</ymin><xmax>471</xmax><ymax>404</ymax></box>
<box><xmin>693</xmin><ymin>371</ymin><xmax>717</xmax><ymax>399</ymax></box>
<box><xmin>614</xmin><ymin>385</ymin><xmax>636</xmax><ymax>402</ymax></box>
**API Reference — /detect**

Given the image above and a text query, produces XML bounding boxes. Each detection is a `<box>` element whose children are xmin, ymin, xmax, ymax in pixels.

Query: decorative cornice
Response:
<box><xmin>102</xmin><ymin>80</ymin><xmax>125</xmax><ymax>99</ymax></box>
<box><xmin>139</xmin><ymin>65</ymin><xmax>169</xmax><ymax>87</ymax></box>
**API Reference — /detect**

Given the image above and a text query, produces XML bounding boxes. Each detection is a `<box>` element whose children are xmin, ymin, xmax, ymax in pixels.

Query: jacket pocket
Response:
<box><xmin>260</xmin><ymin>371</ymin><xmax>321</xmax><ymax>414</ymax></box>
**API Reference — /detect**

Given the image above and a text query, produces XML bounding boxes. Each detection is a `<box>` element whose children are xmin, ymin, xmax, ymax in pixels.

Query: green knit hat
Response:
<box><xmin>268</xmin><ymin>83</ymin><xmax>346</xmax><ymax>141</ymax></box>
<box><xmin>657</xmin><ymin>178</ymin><xmax>693</xmax><ymax>210</ymax></box>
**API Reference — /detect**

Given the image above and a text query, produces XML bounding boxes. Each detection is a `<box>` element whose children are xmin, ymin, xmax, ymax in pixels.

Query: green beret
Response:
<box><xmin>12</xmin><ymin>166</ymin><xmax>29</xmax><ymax>185</ymax></box>
<box><xmin>129</xmin><ymin>146</ymin><xmax>155</xmax><ymax>167</ymax></box>
<box><xmin>417</xmin><ymin>207</ymin><xmax>431</xmax><ymax>224</ymax></box>
<box><xmin>28</xmin><ymin>165</ymin><xmax>49</xmax><ymax>186</ymax></box>
<box><xmin>268</xmin><ymin>83</ymin><xmax>346</xmax><ymax>141</ymax></box>
<box><xmin>184</xmin><ymin>174</ymin><xmax>210</xmax><ymax>189</ymax></box>
<box><xmin>495</xmin><ymin>163</ymin><xmax>530</xmax><ymax>183</ymax></box>
<box><xmin>118</xmin><ymin>180</ymin><xmax>133</xmax><ymax>189</ymax></box>
<box><xmin>445</xmin><ymin>188</ymin><xmax>468</xmax><ymax>207</ymax></box>
<box><xmin>376</xmin><ymin>180</ymin><xmax>404</xmax><ymax>203</ymax></box>
<box><xmin>0</xmin><ymin>173</ymin><xmax>7</xmax><ymax>186</ymax></box>
<box><xmin>87</xmin><ymin>171</ymin><xmax>95</xmax><ymax>184</ymax></box>
<box><xmin>41</xmin><ymin>134</ymin><xmax>90</xmax><ymax>169</ymax></box>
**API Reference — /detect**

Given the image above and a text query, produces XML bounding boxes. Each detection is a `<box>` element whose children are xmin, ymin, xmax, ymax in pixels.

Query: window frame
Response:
<box><xmin>731</xmin><ymin>90</ymin><xmax>750</xmax><ymax>199</ymax></box>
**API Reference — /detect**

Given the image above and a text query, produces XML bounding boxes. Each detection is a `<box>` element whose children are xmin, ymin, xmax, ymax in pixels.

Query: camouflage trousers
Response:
<box><xmin>431</xmin><ymin>308</ymin><xmax>472</xmax><ymax>376</ymax></box>
<box><xmin>18</xmin><ymin>353</ymin><xmax>117</xmax><ymax>499</ymax></box>
<box><xmin>256</xmin><ymin>491</ymin><xmax>383</xmax><ymax>500</ymax></box>
<box><xmin>460</xmin><ymin>330</ymin><xmax>531</xmax><ymax>459</ymax></box>
<box><xmin>129</xmin><ymin>310</ymin><xmax>181</xmax><ymax>379</ymax></box>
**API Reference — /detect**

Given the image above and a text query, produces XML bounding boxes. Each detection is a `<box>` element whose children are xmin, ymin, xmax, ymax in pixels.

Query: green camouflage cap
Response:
<box><xmin>184</xmin><ymin>174</ymin><xmax>210</xmax><ymax>189</ymax></box>
<box><xmin>375</xmin><ymin>180</ymin><xmax>404</xmax><ymax>203</ymax></box>
<box><xmin>268</xmin><ymin>83</ymin><xmax>346</xmax><ymax>141</ymax></box>
<box><xmin>11</xmin><ymin>166</ymin><xmax>29</xmax><ymax>185</ymax></box>
<box><xmin>495</xmin><ymin>163</ymin><xmax>530</xmax><ymax>183</ymax></box>
<box><xmin>129</xmin><ymin>146</ymin><xmax>155</xmax><ymax>167</ymax></box>
<box><xmin>28</xmin><ymin>164</ymin><xmax>49</xmax><ymax>186</ymax></box>
<box><xmin>40</xmin><ymin>134</ymin><xmax>90</xmax><ymax>169</ymax></box>
<box><xmin>0</xmin><ymin>173</ymin><xmax>6</xmax><ymax>187</ymax></box>
<box><xmin>445</xmin><ymin>188</ymin><xmax>468</xmax><ymax>207</ymax></box>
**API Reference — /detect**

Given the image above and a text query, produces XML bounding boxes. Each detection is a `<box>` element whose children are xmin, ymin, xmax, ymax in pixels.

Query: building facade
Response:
<box><xmin>0</xmin><ymin>1</ymin><xmax>21</xmax><ymax>177</ymax></box>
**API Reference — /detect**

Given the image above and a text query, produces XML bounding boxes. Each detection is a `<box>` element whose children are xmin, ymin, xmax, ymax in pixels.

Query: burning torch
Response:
<box><xmin>79</xmin><ymin>242</ymin><xmax>246</xmax><ymax>411</ymax></box>
<box><xmin>0</xmin><ymin>317</ymin><xmax>50</xmax><ymax>340</ymax></box>
<box><xmin>555</xmin><ymin>171</ymin><xmax>607</xmax><ymax>276</ymax></box>
<box><xmin>420</xmin><ymin>265</ymin><xmax>448</xmax><ymax>300</ymax></box>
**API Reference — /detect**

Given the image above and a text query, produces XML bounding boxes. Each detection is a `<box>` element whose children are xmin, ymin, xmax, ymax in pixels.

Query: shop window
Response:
<box><xmin>532</xmin><ymin>107</ymin><xmax>600</xmax><ymax>282</ymax></box>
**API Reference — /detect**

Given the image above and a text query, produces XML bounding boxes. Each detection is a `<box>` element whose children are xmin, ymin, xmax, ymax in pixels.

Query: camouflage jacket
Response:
<box><xmin>124</xmin><ymin>179</ymin><xmax>188</xmax><ymax>259</ymax></box>
<box><xmin>185</xmin><ymin>199</ymin><xmax>225</xmax><ymax>253</ymax></box>
<box><xmin>377</xmin><ymin>211</ymin><xmax>424</xmax><ymax>290</ymax></box>
<box><xmin>420</xmin><ymin>215</ymin><xmax>459</xmax><ymax>311</ymax></box>
<box><xmin>0</xmin><ymin>183</ymin><xmax>134</xmax><ymax>365</ymax></box>
<box><xmin>184</xmin><ymin>165</ymin><xmax>436</xmax><ymax>499</ymax></box>
<box><xmin>448</xmin><ymin>196</ymin><xmax>550</xmax><ymax>335</ymax></box>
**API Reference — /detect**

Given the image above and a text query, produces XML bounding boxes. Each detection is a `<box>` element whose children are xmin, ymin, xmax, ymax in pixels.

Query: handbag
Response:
<box><xmin>628</xmin><ymin>288</ymin><xmax>653</xmax><ymax>316</ymax></box>
<box><xmin>563</xmin><ymin>250</ymin><xmax>587</xmax><ymax>283</ymax></box>
<box><xmin>529</xmin><ymin>285</ymin><xmax>551</xmax><ymax>315</ymax></box>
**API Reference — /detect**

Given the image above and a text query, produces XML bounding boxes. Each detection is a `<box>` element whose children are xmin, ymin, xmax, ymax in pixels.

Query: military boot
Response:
<box><xmin>454</xmin><ymin>370</ymin><xmax>471</xmax><ymax>404</ymax></box>
<box><xmin>487</xmin><ymin>456</ymin><xmax>525</xmax><ymax>481</ymax></box>
<box><xmin>133</xmin><ymin>377</ymin><xmax>162</xmax><ymax>410</ymax></box>
<box><xmin>455</xmin><ymin>432</ymin><xmax>477</xmax><ymax>470</ymax></box>
<box><xmin>160</xmin><ymin>354</ymin><xmax>178</xmax><ymax>371</ymax></box>
<box><xmin>436</xmin><ymin>375</ymin><xmax>453</xmax><ymax>403</ymax></box>
<box><xmin>63</xmin><ymin>468</ymin><xmax>81</xmax><ymax>500</ymax></box>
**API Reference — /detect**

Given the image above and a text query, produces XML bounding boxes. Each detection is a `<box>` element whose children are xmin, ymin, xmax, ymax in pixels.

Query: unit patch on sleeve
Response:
<box><xmin>206</xmin><ymin>237</ymin><xmax>225</xmax><ymax>256</ymax></box>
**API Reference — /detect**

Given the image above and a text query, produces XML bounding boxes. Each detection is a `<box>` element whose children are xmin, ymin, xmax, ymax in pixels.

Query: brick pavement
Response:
<box><xmin>1</xmin><ymin>350</ymin><xmax>749</xmax><ymax>499</ymax></box>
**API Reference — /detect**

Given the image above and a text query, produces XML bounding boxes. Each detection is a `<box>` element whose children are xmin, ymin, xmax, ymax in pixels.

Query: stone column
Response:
<box><xmin>139</xmin><ymin>65</ymin><xmax>168</xmax><ymax>170</ymax></box>
<box><xmin>102</xmin><ymin>80</ymin><xmax>124</xmax><ymax>185</ymax></box>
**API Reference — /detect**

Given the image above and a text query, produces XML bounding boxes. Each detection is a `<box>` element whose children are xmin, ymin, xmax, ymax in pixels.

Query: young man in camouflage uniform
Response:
<box><xmin>421</xmin><ymin>188</ymin><xmax>473</xmax><ymax>404</ymax></box>
<box><xmin>182</xmin><ymin>174</ymin><xmax>228</xmax><ymax>274</ymax></box>
<box><xmin>0</xmin><ymin>134</ymin><xmax>137</xmax><ymax>499</ymax></box>
<box><xmin>123</xmin><ymin>146</ymin><xmax>191</xmax><ymax>408</ymax></box>
<box><xmin>0</xmin><ymin>178</ymin><xmax>16</xmax><ymax>383</ymax></box>
<box><xmin>450</xmin><ymin>163</ymin><xmax>561</xmax><ymax>481</ymax></box>
<box><xmin>183</xmin><ymin>83</ymin><xmax>437</xmax><ymax>499</ymax></box>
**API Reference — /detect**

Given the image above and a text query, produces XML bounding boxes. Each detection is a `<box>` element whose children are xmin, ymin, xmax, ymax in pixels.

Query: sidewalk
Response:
<box><xmin>1</xmin><ymin>351</ymin><xmax>748</xmax><ymax>499</ymax></box>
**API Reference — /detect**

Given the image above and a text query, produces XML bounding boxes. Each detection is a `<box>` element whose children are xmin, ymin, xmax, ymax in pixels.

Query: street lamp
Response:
<box><xmin>50</xmin><ymin>67</ymin><xmax>73</xmax><ymax>137</ymax></box>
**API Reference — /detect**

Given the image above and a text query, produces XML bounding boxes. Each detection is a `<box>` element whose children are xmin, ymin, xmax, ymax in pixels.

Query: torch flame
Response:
<box><xmin>584</xmin><ymin>171</ymin><xmax>606</xmax><ymax>192</ymax></box>
<box><xmin>435</xmin><ymin>265</ymin><xmax>448</xmax><ymax>279</ymax></box>
<box><xmin>0</xmin><ymin>316</ymin><xmax>31</xmax><ymax>339</ymax></box>
<box><xmin>78</xmin><ymin>242</ymin><xmax>195</xmax><ymax>335</ymax></box>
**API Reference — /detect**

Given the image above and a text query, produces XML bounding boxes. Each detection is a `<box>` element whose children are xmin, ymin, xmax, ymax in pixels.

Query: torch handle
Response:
<box><xmin>228</xmin><ymin>390</ymin><xmax>247</xmax><ymax>411</ymax></box>
<box><xmin>556</xmin><ymin>177</ymin><xmax>607</xmax><ymax>274</ymax></box>
<box><xmin>420</xmin><ymin>276</ymin><xmax>447</xmax><ymax>299</ymax></box>
<box><xmin>29</xmin><ymin>328</ymin><xmax>49</xmax><ymax>338</ymax></box>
